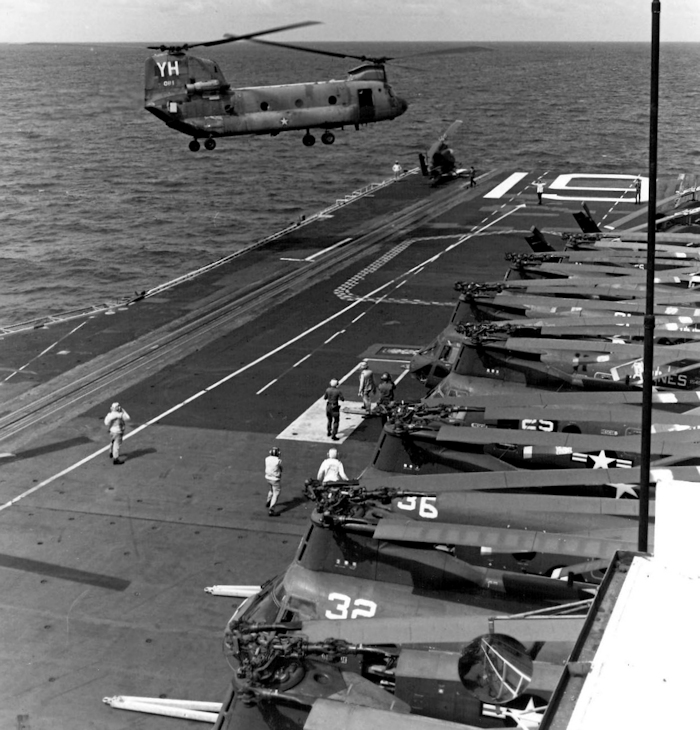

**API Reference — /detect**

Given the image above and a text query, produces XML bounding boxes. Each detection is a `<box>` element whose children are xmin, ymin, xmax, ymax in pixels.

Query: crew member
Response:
<box><xmin>104</xmin><ymin>402</ymin><xmax>131</xmax><ymax>465</ymax></box>
<box><xmin>392</xmin><ymin>160</ymin><xmax>403</xmax><ymax>179</ymax></box>
<box><xmin>264</xmin><ymin>446</ymin><xmax>283</xmax><ymax>517</ymax></box>
<box><xmin>358</xmin><ymin>361</ymin><xmax>376</xmax><ymax>415</ymax></box>
<box><xmin>317</xmin><ymin>448</ymin><xmax>349</xmax><ymax>484</ymax></box>
<box><xmin>377</xmin><ymin>372</ymin><xmax>396</xmax><ymax>425</ymax></box>
<box><xmin>324</xmin><ymin>378</ymin><xmax>344</xmax><ymax>440</ymax></box>
<box><xmin>535</xmin><ymin>180</ymin><xmax>545</xmax><ymax>205</ymax></box>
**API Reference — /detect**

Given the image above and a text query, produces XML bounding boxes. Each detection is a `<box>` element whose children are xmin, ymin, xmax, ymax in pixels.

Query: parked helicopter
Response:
<box><xmin>211</xmin><ymin>478</ymin><xmax>610</xmax><ymax>729</ymax></box>
<box><xmin>410</xmin><ymin>313</ymin><xmax>700</xmax><ymax>390</ymax></box>
<box><xmin>373</xmin><ymin>402</ymin><xmax>700</xmax><ymax>475</ymax></box>
<box><xmin>144</xmin><ymin>21</ymin><xmax>408</xmax><ymax>151</ymax></box>
<box><xmin>106</xmin><ymin>470</ymin><xmax>624</xmax><ymax>728</ymax></box>
<box><xmin>418</xmin><ymin>120</ymin><xmax>468</xmax><ymax>185</ymax></box>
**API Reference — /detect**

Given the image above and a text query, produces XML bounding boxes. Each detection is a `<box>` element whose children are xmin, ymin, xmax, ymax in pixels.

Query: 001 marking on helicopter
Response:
<box><xmin>325</xmin><ymin>593</ymin><xmax>378</xmax><ymax>620</ymax></box>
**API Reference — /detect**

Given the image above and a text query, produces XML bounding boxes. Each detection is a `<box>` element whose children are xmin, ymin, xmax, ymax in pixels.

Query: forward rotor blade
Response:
<box><xmin>373</xmin><ymin>519</ymin><xmax>635</xmax><ymax>559</ymax></box>
<box><xmin>301</xmin><ymin>613</ymin><xmax>584</xmax><ymax>645</ymax></box>
<box><xmin>305</xmin><ymin>700</ymin><xmax>465</xmax><ymax>730</ymax></box>
<box><xmin>242</xmin><ymin>37</ymin><xmax>392</xmax><ymax>64</ymax></box>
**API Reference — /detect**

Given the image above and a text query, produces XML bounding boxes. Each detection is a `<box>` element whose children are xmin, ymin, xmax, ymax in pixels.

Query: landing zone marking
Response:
<box><xmin>277</xmin><ymin>362</ymin><xmax>410</xmax><ymax>444</ymax></box>
<box><xmin>484</xmin><ymin>172</ymin><xmax>529</xmax><ymax>199</ymax></box>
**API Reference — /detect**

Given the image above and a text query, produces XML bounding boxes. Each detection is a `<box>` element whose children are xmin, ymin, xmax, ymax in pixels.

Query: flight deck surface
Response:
<box><xmin>0</xmin><ymin>168</ymin><xmax>661</xmax><ymax>728</ymax></box>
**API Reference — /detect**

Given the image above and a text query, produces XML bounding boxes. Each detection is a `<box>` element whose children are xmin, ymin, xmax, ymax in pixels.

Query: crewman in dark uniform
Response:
<box><xmin>376</xmin><ymin>372</ymin><xmax>396</xmax><ymax>425</ymax></box>
<box><xmin>324</xmin><ymin>378</ymin><xmax>344</xmax><ymax>441</ymax></box>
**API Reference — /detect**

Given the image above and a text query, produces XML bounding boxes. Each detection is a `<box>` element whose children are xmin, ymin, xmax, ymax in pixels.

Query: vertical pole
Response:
<box><xmin>639</xmin><ymin>0</ymin><xmax>661</xmax><ymax>553</ymax></box>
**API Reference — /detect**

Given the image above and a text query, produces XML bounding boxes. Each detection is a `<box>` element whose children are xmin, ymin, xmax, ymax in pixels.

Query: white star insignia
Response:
<box><xmin>588</xmin><ymin>450</ymin><xmax>616</xmax><ymax>469</ymax></box>
<box><xmin>507</xmin><ymin>697</ymin><xmax>547</xmax><ymax>730</ymax></box>
<box><xmin>609</xmin><ymin>482</ymin><xmax>639</xmax><ymax>499</ymax></box>
<box><xmin>280</xmin><ymin>117</ymin><xmax>289</xmax><ymax>126</ymax></box>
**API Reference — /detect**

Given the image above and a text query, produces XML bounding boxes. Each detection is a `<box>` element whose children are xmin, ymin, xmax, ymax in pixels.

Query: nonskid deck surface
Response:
<box><xmin>0</xmin><ymin>168</ymin><xmax>657</xmax><ymax>729</ymax></box>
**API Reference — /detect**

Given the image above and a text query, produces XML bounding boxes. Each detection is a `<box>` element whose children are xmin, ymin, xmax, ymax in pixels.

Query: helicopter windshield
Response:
<box><xmin>232</xmin><ymin>575</ymin><xmax>286</xmax><ymax>625</ymax></box>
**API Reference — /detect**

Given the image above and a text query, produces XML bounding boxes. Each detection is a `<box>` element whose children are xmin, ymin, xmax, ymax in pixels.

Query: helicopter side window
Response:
<box><xmin>260</xmin><ymin>101</ymin><xmax>269</xmax><ymax>111</ymax></box>
<box><xmin>295</xmin><ymin>99</ymin><xmax>304</xmax><ymax>108</ymax></box>
<box><xmin>328</xmin><ymin>95</ymin><xmax>337</xmax><ymax>105</ymax></box>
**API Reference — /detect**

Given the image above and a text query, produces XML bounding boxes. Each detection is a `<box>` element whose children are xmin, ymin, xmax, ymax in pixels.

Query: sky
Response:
<box><xmin>1</xmin><ymin>0</ymin><xmax>699</xmax><ymax>44</ymax></box>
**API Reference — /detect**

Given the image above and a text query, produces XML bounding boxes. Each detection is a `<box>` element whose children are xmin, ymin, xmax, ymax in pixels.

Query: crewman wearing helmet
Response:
<box><xmin>264</xmin><ymin>446</ymin><xmax>283</xmax><ymax>517</ymax></box>
<box><xmin>317</xmin><ymin>448</ymin><xmax>349</xmax><ymax>484</ymax></box>
<box><xmin>323</xmin><ymin>377</ymin><xmax>344</xmax><ymax>441</ymax></box>
<box><xmin>377</xmin><ymin>372</ymin><xmax>396</xmax><ymax>424</ymax></box>
<box><xmin>104</xmin><ymin>401</ymin><xmax>131</xmax><ymax>465</ymax></box>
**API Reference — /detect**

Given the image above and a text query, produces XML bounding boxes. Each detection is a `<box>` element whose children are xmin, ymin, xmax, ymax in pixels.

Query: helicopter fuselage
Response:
<box><xmin>144</xmin><ymin>53</ymin><xmax>408</xmax><ymax>149</ymax></box>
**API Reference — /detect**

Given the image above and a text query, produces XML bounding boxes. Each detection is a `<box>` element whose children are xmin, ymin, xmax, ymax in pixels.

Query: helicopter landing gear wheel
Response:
<box><xmin>204</xmin><ymin>138</ymin><xmax>216</xmax><ymax>151</ymax></box>
<box><xmin>302</xmin><ymin>131</ymin><xmax>316</xmax><ymax>147</ymax></box>
<box><xmin>189</xmin><ymin>139</ymin><xmax>201</xmax><ymax>152</ymax></box>
<box><xmin>321</xmin><ymin>131</ymin><xmax>335</xmax><ymax>145</ymax></box>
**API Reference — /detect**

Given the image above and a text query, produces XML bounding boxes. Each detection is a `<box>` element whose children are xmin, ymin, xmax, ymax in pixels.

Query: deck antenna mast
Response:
<box><xmin>639</xmin><ymin>0</ymin><xmax>661</xmax><ymax>553</ymax></box>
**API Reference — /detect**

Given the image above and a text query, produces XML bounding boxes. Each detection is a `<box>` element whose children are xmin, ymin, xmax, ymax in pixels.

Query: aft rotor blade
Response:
<box><xmin>149</xmin><ymin>21</ymin><xmax>322</xmax><ymax>51</ymax></box>
<box><xmin>199</xmin><ymin>21</ymin><xmax>322</xmax><ymax>48</ymax></box>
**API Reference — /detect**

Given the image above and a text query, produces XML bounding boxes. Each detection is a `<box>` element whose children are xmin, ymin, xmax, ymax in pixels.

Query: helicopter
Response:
<box><xmin>369</xmin><ymin>388</ymin><xmax>700</xmax><ymax>476</ymax></box>
<box><xmin>207</xmin><ymin>479</ymin><xmax>612</xmax><ymax>729</ymax></box>
<box><xmin>144</xmin><ymin>21</ymin><xmax>408</xmax><ymax>151</ymax></box>
<box><xmin>418</xmin><ymin>120</ymin><xmax>468</xmax><ymax>185</ymax></box>
<box><xmin>409</xmin><ymin>311</ymin><xmax>700</xmax><ymax>390</ymax></box>
<box><xmin>105</xmin><ymin>473</ymin><xmax>621</xmax><ymax>729</ymax></box>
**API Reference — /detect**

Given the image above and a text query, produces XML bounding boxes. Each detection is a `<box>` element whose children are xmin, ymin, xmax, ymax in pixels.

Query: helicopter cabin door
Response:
<box><xmin>358</xmin><ymin>88</ymin><xmax>376</xmax><ymax>123</ymax></box>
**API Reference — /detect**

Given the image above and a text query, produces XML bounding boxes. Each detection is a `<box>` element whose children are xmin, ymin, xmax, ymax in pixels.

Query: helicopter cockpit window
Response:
<box><xmin>234</xmin><ymin>574</ymin><xmax>285</xmax><ymax>624</ymax></box>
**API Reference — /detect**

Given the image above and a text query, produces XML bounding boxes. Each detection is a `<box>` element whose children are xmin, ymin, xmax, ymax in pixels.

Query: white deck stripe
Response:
<box><xmin>484</xmin><ymin>172</ymin><xmax>529</xmax><ymax>199</ymax></box>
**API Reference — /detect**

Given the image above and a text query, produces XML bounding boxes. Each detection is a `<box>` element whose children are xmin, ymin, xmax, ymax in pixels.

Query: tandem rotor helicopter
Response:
<box><xmin>144</xmin><ymin>21</ymin><xmax>408</xmax><ymax>151</ymax></box>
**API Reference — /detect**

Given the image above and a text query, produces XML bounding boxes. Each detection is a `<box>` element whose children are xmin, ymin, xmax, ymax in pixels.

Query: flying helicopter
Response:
<box><xmin>144</xmin><ymin>21</ymin><xmax>408</xmax><ymax>151</ymax></box>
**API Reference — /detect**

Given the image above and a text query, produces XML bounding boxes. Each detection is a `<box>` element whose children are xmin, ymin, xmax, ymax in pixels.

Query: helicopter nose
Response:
<box><xmin>397</xmin><ymin>96</ymin><xmax>409</xmax><ymax>116</ymax></box>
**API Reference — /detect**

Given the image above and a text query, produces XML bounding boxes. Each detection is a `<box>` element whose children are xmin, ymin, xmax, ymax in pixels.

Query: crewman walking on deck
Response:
<box><xmin>317</xmin><ymin>448</ymin><xmax>349</xmax><ymax>484</ymax></box>
<box><xmin>392</xmin><ymin>161</ymin><xmax>403</xmax><ymax>179</ymax></box>
<box><xmin>535</xmin><ymin>179</ymin><xmax>545</xmax><ymax>205</ymax></box>
<box><xmin>377</xmin><ymin>372</ymin><xmax>396</xmax><ymax>425</ymax></box>
<box><xmin>358</xmin><ymin>361</ymin><xmax>376</xmax><ymax>415</ymax></box>
<box><xmin>634</xmin><ymin>177</ymin><xmax>642</xmax><ymax>204</ymax></box>
<box><xmin>469</xmin><ymin>166</ymin><xmax>477</xmax><ymax>187</ymax></box>
<box><xmin>324</xmin><ymin>378</ymin><xmax>344</xmax><ymax>440</ymax></box>
<box><xmin>264</xmin><ymin>446</ymin><xmax>283</xmax><ymax>517</ymax></box>
<box><xmin>104</xmin><ymin>402</ymin><xmax>130</xmax><ymax>465</ymax></box>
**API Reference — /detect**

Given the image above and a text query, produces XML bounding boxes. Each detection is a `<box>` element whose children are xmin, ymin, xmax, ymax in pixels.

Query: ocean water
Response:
<box><xmin>1</xmin><ymin>41</ymin><xmax>699</xmax><ymax>325</ymax></box>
